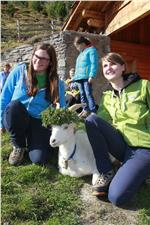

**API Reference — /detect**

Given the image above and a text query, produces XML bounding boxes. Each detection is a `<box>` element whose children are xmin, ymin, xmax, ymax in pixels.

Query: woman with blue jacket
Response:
<box><xmin>73</xmin><ymin>36</ymin><xmax>98</xmax><ymax>118</ymax></box>
<box><xmin>0</xmin><ymin>43</ymin><xmax>66</xmax><ymax>166</ymax></box>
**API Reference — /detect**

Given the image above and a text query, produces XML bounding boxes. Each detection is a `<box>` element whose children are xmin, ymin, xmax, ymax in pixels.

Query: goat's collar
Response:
<box><xmin>61</xmin><ymin>144</ymin><xmax>77</xmax><ymax>169</ymax></box>
<box><xmin>66</xmin><ymin>144</ymin><xmax>76</xmax><ymax>161</ymax></box>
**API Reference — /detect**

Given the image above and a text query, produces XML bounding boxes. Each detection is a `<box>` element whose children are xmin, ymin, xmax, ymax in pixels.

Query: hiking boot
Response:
<box><xmin>8</xmin><ymin>146</ymin><xmax>26</xmax><ymax>165</ymax></box>
<box><xmin>78</xmin><ymin>110</ymin><xmax>89</xmax><ymax>118</ymax></box>
<box><xmin>92</xmin><ymin>170</ymin><xmax>114</xmax><ymax>196</ymax></box>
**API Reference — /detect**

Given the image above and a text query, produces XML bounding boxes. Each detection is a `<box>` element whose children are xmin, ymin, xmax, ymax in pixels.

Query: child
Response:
<box><xmin>65</xmin><ymin>68</ymin><xmax>81</xmax><ymax>112</ymax></box>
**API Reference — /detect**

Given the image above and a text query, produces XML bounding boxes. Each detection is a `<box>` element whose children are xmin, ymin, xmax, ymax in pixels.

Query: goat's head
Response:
<box><xmin>41</xmin><ymin>104</ymin><xmax>85</xmax><ymax>147</ymax></box>
<box><xmin>50</xmin><ymin>123</ymin><xmax>75</xmax><ymax>147</ymax></box>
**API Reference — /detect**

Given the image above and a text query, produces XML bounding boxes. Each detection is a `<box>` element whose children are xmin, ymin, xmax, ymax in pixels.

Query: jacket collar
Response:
<box><xmin>107</xmin><ymin>73</ymin><xmax>141</xmax><ymax>93</ymax></box>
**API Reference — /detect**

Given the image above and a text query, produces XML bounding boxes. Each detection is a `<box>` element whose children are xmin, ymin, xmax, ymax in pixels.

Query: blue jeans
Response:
<box><xmin>77</xmin><ymin>79</ymin><xmax>96</xmax><ymax>112</ymax></box>
<box><xmin>85</xmin><ymin>114</ymin><xmax>150</xmax><ymax>206</ymax></box>
<box><xmin>3</xmin><ymin>100</ymin><xmax>54</xmax><ymax>165</ymax></box>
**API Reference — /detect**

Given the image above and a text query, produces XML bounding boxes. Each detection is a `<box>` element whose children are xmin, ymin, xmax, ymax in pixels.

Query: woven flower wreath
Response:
<box><xmin>41</xmin><ymin>107</ymin><xmax>83</xmax><ymax>127</ymax></box>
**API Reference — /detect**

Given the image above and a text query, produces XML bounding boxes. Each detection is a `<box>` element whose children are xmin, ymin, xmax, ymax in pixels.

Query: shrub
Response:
<box><xmin>44</xmin><ymin>2</ymin><xmax>73</xmax><ymax>19</ymax></box>
<box><xmin>28</xmin><ymin>1</ymin><xmax>43</xmax><ymax>12</ymax></box>
<box><xmin>6</xmin><ymin>2</ymin><xmax>17</xmax><ymax>17</ymax></box>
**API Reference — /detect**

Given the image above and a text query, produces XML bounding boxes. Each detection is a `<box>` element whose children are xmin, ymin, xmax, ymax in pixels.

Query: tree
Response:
<box><xmin>44</xmin><ymin>2</ymin><xmax>73</xmax><ymax>19</ymax></box>
<box><xmin>28</xmin><ymin>1</ymin><xmax>43</xmax><ymax>12</ymax></box>
<box><xmin>6</xmin><ymin>2</ymin><xmax>17</xmax><ymax>17</ymax></box>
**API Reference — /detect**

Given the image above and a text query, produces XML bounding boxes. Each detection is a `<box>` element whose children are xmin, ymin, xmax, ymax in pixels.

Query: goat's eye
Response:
<box><xmin>63</xmin><ymin>125</ymin><xmax>68</xmax><ymax>130</ymax></box>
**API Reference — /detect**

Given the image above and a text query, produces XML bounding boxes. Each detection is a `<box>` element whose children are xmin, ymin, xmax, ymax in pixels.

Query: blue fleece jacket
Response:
<box><xmin>0</xmin><ymin>71</ymin><xmax>9</xmax><ymax>92</ymax></box>
<box><xmin>0</xmin><ymin>63</ymin><xmax>66</xmax><ymax>128</ymax></box>
<box><xmin>73</xmin><ymin>46</ymin><xmax>98</xmax><ymax>81</ymax></box>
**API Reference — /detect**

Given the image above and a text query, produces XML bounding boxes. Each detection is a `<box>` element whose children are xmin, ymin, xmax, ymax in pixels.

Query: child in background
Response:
<box><xmin>73</xmin><ymin>36</ymin><xmax>98</xmax><ymax>118</ymax></box>
<box><xmin>65</xmin><ymin>68</ymin><xmax>81</xmax><ymax>112</ymax></box>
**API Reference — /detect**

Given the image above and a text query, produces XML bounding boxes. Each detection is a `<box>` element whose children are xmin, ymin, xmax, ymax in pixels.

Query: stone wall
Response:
<box><xmin>1</xmin><ymin>31</ymin><xmax>110</xmax><ymax>103</ymax></box>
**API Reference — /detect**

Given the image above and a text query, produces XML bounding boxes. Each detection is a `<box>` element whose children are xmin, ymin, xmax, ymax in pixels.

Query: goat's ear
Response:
<box><xmin>68</xmin><ymin>103</ymin><xmax>87</xmax><ymax>111</ymax></box>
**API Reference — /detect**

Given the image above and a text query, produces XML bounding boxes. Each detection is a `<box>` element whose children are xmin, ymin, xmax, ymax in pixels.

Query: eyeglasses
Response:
<box><xmin>33</xmin><ymin>54</ymin><xmax>50</xmax><ymax>61</ymax></box>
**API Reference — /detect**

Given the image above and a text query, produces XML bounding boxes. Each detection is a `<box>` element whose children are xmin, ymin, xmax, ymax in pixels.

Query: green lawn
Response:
<box><xmin>1</xmin><ymin>132</ymin><xmax>150</xmax><ymax>225</ymax></box>
<box><xmin>1</xmin><ymin>133</ymin><xmax>84</xmax><ymax>225</ymax></box>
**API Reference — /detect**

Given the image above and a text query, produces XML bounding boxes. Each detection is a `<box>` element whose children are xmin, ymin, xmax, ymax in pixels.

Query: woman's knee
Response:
<box><xmin>4</xmin><ymin>100</ymin><xmax>28</xmax><ymax>119</ymax></box>
<box><xmin>86</xmin><ymin>113</ymin><xmax>97</xmax><ymax>123</ymax></box>
<box><xmin>29</xmin><ymin>149</ymin><xmax>52</xmax><ymax>165</ymax></box>
<box><xmin>108</xmin><ymin>186</ymin><xmax>129</xmax><ymax>207</ymax></box>
<box><xmin>6</xmin><ymin>100</ymin><xmax>25</xmax><ymax>111</ymax></box>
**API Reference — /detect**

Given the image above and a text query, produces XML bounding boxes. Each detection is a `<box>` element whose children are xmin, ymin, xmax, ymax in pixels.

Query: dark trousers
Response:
<box><xmin>85</xmin><ymin>114</ymin><xmax>150</xmax><ymax>206</ymax></box>
<box><xmin>3</xmin><ymin>100</ymin><xmax>54</xmax><ymax>164</ymax></box>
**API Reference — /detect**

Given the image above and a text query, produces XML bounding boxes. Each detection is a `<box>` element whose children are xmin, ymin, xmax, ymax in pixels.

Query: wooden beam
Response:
<box><xmin>105</xmin><ymin>0</ymin><xmax>150</xmax><ymax>35</ymax></box>
<box><xmin>87</xmin><ymin>18</ymin><xmax>104</xmax><ymax>28</ymax></box>
<box><xmin>82</xmin><ymin>9</ymin><xmax>104</xmax><ymax>20</ymax></box>
<box><xmin>62</xmin><ymin>2</ymin><xmax>83</xmax><ymax>31</ymax></box>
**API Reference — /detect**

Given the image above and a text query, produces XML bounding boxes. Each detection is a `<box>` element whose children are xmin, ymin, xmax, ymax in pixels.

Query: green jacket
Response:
<box><xmin>97</xmin><ymin>73</ymin><xmax>150</xmax><ymax>148</ymax></box>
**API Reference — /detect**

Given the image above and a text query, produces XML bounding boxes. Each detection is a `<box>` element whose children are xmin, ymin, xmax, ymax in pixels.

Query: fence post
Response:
<box><xmin>50</xmin><ymin>19</ymin><xmax>54</xmax><ymax>34</ymax></box>
<box><xmin>16</xmin><ymin>19</ymin><xmax>20</xmax><ymax>41</ymax></box>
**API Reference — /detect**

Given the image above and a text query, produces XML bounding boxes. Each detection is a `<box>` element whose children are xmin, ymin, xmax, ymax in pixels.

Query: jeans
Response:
<box><xmin>3</xmin><ymin>100</ymin><xmax>54</xmax><ymax>164</ymax></box>
<box><xmin>85</xmin><ymin>114</ymin><xmax>150</xmax><ymax>206</ymax></box>
<box><xmin>77</xmin><ymin>79</ymin><xmax>96</xmax><ymax>112</ymax></box>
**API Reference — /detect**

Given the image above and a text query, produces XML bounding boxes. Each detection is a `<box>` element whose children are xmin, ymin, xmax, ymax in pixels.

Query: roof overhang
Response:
<box><xmin>62</xmin><ymin>1</ymin><xmax>150</xmax><ymax>35</ymax></box>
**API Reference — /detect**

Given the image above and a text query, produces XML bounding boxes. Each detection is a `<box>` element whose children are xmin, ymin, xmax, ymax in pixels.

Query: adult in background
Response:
<box><xmin>85</xmin><ymin>52</ymin><xmax>150</xmax><ymax>206</ymax></box>
<box><xmin>0</xmin><ymin>43</ymin><xmax>66</xmax><ymax>166</ymax></box>
<box><xmin>0</xmin><ymin>63</ymin><xmax>11</xmax><ymax>92</ymax></box>
<box><xmin>73</xmin><ymin>36</ymin><xmax>98</xmax><ymax>118</ymax></box>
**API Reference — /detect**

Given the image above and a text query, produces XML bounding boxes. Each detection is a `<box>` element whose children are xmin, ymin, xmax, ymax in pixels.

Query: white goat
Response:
<box><xmin>50</xmin><ymin>122</ymin><xmax>100</xmax><ymax>185</ymax></box>
<box><xmin>49</xmin><ymin>103</ymin><xmax>116</xmax><ymax>185</ymax></box>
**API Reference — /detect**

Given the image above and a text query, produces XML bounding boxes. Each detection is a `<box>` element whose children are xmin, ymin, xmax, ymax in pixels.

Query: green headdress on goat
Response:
<box><xmin>41</xmin><ymin>104</ymin><xmax>84</xmax><ymax>127</ymax></box>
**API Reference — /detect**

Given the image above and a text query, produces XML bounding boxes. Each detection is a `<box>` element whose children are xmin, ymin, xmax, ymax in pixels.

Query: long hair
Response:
<box><xmin>27</xmin><ymin>43</ymin><xmax>59</xmax><ymax>104</ymax></box>
<box><xmin>101</xmin><ymin>52</ymin><xmax>127</xmax><ymax>74</ymax></box>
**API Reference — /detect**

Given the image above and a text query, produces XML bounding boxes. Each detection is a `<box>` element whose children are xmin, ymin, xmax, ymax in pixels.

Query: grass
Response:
<box><xmin>1</xmin><ymin>132</ymin><xmax>150</xmax><ymax>225</ymax></box>
<box><xmin>1</xmin><ymin>133</ymin><xmax>84</xmax><ymax>225</ymax></box>
<box><xmin>137</xmin><ymin>185</ymin><xmax>150</xmax><ymax>225</ymax></box>
<box><xmin>1</xmin><ymin>5</ymin><xmax>63</xmax><ymax>53</ymax></box>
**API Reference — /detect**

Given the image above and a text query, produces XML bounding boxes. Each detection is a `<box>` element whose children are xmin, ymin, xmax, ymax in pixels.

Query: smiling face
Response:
<box><xmin>32</xmin><ymin>49</ymin><xmax>50</xmax><ymax>73</ymax></box>
<box><xmin>102</xmin><ymin>59</ymin><xmax>125</xmax><ymax>83</ymax></box>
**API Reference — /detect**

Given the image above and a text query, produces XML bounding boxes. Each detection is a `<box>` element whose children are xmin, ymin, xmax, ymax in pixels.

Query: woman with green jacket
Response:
<box><xmin>85</xmin><ymin>52</ymin><xmax>150</xmax><ymax>206</ymax></box>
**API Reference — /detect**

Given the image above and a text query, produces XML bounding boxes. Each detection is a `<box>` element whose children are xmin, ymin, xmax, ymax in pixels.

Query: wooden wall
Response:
<box><xmin>111</xmin><ymin>40</ymin><xmax>150</xmax><ymax>80</ymax></box>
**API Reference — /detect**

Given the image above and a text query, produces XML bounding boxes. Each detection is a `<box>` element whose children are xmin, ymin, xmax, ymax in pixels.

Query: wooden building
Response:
<box><xmin>62</xmin><ymin>1</ymin><xmax>150</xmax><ymax>80</ymax></box>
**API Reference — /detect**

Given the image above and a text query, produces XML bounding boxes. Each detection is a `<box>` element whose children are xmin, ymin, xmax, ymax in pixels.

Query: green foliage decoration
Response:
<box><xmin>41</xmin><ymin>107</ymin><xmax>83</xmax><ymax>127</ymax></box>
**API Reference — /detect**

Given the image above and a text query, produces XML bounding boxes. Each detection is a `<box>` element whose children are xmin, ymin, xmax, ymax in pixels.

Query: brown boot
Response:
<box><xmin>9</xmin><ymin>146</ymin><xmax>26</xmax><ymax>165</ymax></box>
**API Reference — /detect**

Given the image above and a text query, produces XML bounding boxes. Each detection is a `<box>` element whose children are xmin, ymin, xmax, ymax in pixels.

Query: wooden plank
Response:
<box><xmin>111</xmin><ymin>40</ymin><xmax>150</xmax><ymax>80</ymax></box>
<box><xmin>87</xmin><ymin>18</ymin><xmax>104</xmax><ymax>28</ymax></box>
<box><xmin>82</xmin><ymin>9</ymin><xmax>104</xmax><ymax>20</ymax></box>
<box><xmin>62</xmin><ymin>1</ymin><xmax>90</xmax><ymax>31</ymax></box>
<box><xmin>105</xmin><ymin>0</ymin><xmax>150</xmax><ymax>35</ymax></box>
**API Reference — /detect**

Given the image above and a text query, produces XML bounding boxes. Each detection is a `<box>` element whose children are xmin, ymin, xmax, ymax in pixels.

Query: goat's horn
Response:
<box><xmin>68</xmin><ymin>103</ymin><xmax>86</xmax><ymax>111</ymax></box>
<box><xmin>56</xmin><ymin>102</ymin><xmax>60</xmax><ymax>109</ymax></box>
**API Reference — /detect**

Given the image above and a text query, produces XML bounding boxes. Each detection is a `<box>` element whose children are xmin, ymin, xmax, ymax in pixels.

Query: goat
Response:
<box><xmin>50</xmin><ymin>122</ymin><xmax>101</xmax><ymax>185</ymax></box>
<box><xmin>42</xmin><ymin>103</ymin><xmax>117</xmax><ymax>185</ymax></box>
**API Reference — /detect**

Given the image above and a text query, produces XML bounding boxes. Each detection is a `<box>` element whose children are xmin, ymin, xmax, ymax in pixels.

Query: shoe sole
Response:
<box><xmin>92</xmin><ymin>191</ymin><xmax>107</xmax><ymax>196</ymax></box>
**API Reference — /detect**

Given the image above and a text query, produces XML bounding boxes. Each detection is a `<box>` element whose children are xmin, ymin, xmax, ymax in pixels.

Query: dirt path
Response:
<box><xmin>79</xmin><ymin>183</ymin><xmax>139</xmax><ymax>225</ymax></box>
